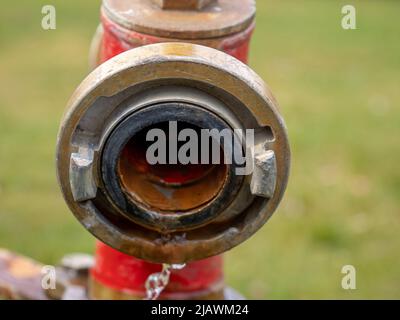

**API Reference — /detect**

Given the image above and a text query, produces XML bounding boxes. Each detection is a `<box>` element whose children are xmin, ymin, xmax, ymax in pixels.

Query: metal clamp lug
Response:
<box><xmin>250</xmin><ymin>150</ymin><xmax>277</xmax><ymax>199</ymax></box>
<box><xmin>70</xmin><ymin>147</ymin><xmax>97</xmax><ymax>202</ymax></box>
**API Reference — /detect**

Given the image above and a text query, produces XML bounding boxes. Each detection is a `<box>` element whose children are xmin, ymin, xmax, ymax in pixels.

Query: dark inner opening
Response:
<box><xmin>118</xmin><ymin>121</ymin><xmax>228</xmax><ymax>212</ymax></box>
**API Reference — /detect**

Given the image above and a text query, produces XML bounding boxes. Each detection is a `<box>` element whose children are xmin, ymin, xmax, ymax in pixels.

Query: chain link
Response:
<box><xmin>144</xmin><ymin>263</ymin><xmax>186</xmax><ymax>300</ymax></box>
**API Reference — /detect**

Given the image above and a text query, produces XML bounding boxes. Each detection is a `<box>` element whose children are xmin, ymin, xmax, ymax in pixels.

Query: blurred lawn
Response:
<box><xmin>0</xmin><ymin>0</ymin><xmax>399</xmax><ymax>299</ymax></box>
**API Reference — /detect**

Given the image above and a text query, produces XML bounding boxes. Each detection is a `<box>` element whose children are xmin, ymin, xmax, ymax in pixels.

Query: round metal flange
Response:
<box><xmin>102</xmin><ymin>0</ymin><xmax>256</xmax><ymax>39</ymax></box>
<box><xmin>56</xmin><ymin>42</ymin><xmax>290</xmax><ymax>264</ymax></box>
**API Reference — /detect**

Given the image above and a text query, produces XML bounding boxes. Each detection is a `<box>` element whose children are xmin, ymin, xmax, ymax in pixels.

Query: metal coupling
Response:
<box><xmin>56</xmin><ymin>43</ymin><xmax>290</xmax><ymax>264</ymax></box>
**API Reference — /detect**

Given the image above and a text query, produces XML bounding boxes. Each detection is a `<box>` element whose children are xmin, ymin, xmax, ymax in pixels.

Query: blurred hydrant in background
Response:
<box><xmin>0</xmin><ymin>0</ymin><xmax>290</xmax><ymax>300</ymax></box>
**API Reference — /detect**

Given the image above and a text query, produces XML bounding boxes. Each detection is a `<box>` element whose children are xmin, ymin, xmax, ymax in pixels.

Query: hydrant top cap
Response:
<box><xmin>102</xmin><ymin>0</ymin><xmax>255</xmax><ymax>39</ymax></box>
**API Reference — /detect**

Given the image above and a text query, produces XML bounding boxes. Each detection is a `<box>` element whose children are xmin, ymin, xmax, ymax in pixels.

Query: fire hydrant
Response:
<box><xmin>56</xmin><ymin>0</ymin><xmax>290</xmax><ymax>300</ymax></box>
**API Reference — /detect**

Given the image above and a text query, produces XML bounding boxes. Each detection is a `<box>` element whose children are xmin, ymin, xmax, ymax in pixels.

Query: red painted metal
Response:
<box><xmin>91</xmin><ymin>5</ymin><xmax>254</xmax><ymax>300</ymax></box>
<box><xmin>92</xmin><ymin>242</ymin><xmax>223</xmax><ymax>298</ymax></box>
<box><xmin>99</xmin><ymin>9</ymin><xmax>253</xmax><ymax>64</ymax></box>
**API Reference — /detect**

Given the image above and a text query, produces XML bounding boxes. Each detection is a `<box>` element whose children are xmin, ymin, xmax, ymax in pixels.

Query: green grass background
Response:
<box><xmin>0</xmin><ymin>0</ymin><xmax>399</xmax><ymax>299</ymax></box>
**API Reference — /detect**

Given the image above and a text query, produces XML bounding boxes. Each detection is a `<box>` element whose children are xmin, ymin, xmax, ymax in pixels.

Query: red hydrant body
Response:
<box><xmin>89</xmin><ymin>0</ymin><xmax>255</xmax><ymax>300</ymax></box>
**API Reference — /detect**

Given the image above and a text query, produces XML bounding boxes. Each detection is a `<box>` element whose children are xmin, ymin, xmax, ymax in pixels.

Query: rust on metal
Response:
<box><xmin>102</xmin><ymin>0</ymin><xmax>256</xmax><ymax>39</ymax></box>
<box><xmin>153</xmin><ymin>0</ymin><xmax>216</xmax><ymax>11</ymax></box>
<box><xmin>0</xmin><ymin>249</ymin><xmax>48</xmax><ymax>300</ymax></box>
<box><xmin>118</xmin><ymin>140</ymin><xmax>228</xmax><ymax>212</ymax></box>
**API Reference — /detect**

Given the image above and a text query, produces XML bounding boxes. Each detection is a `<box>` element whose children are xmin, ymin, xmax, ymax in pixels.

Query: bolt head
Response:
<box><xmin>152</xmin><ymin>0</ymin><xmax>216</xmax><ymax>10</ymax></box>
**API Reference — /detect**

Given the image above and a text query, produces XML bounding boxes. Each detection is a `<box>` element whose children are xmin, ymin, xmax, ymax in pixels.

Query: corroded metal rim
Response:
<box><xmin>101</xmin><ymin>103</ymin><xmax>244</xmax><ymax>232</ymax></box>
<box><xmin>102</xmin><ymin>0</ymin><xmax>256</xmax><ymax>39</ymax></box>
<box><xmin>56</xmin><ymin>43</ymin><xmax>290</xmax><ymax>263</ymax></box>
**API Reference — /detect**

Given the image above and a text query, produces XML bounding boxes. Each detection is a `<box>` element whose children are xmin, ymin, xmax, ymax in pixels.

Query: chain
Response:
<box><xmin>144</xmin><ymin>263</ymin><xmax>186</xmax><ymax>300</ymax></box>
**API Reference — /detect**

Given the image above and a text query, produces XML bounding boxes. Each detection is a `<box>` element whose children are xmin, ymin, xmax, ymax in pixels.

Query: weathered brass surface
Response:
<box><xmin>57</xmin><ymin>43</ymin><xmax>290</xmax><ymax>264</ymax></box>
